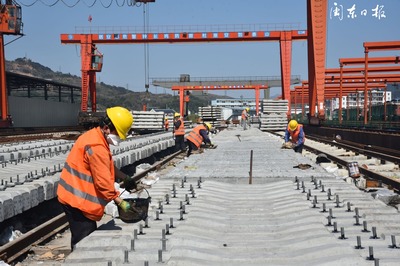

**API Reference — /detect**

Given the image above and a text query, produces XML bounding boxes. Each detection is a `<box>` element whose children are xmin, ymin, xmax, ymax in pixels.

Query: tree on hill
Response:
<box><xmin>5</xmin><ymin>58</ymin><xmax>231</xmax><ymax>114</ymax></box>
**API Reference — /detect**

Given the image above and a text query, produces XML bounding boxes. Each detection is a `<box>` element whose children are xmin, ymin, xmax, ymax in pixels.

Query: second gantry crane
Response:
<box><xmin>0</xmin><ymin>0</ymin><xmax>22</xmax><ymax>127</ymax></box>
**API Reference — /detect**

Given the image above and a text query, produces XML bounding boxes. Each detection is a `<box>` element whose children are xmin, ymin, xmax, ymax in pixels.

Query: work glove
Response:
<box><xmin>118</xmin><ymin>200</ymin><xmax>131</xmax><ymax>212</ymax></box>
<box><xmin>123</xmin><ymin>176</ymin><xmax>137</xmax><ymax>192</ymax></box>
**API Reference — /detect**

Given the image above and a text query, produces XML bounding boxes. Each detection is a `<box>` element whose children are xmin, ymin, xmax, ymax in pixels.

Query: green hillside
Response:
<box><xmin>5</xmin><ymin>57</ymin><xmax>231</xmax><ymax>114</ymax></box>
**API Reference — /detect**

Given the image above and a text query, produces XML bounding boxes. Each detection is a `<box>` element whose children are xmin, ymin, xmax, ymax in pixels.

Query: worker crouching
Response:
<box><xmin>186</xmin><ymin>122</ymin><xmax>214</xmax><ymax>157</ymax></box>
<box><xmin>57</xmin><ymin>106</ymin><xmax>138</xmax><ymax>251</ymax></box>
<box><xmin>284</xmin><ymin>120</ymin><xmax>306</xmax><ymax>153</ymax></box>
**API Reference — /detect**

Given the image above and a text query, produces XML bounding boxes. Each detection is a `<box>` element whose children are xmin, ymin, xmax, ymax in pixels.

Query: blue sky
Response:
<box><xmin>5</xmin><ymin>0</ymin><xmax>400</xmax><ymax>98</ymax></box>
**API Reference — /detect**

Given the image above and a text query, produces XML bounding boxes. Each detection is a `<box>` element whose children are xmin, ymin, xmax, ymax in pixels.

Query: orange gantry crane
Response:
<box><xmin>60</xmin><ymin>0</ymin><xmax>329</xmax><ymax>121</ymax></box>
<box><xmin>291</xmin><ymin>55</ymin><xmax>400</xmax><ymax>123</ymax></box>
<box><xmin>61</xmin><ymin>27</ymin><xmax>308</xmax><ymax>113</ymax></box>
<box><xmin>0</xmin><ymin>0</ymin><xmax>22</xmax><ymax>127</ymax></box>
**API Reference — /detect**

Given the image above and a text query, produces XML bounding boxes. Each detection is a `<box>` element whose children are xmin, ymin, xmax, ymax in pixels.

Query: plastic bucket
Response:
<box><xmin>347</xmin><ymin>162</ymin><xmax>360</xmax><ymax>178</ymax></box>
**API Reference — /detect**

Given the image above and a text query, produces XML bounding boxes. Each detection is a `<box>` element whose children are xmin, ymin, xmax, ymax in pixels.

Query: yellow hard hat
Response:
<box><xmin>106</xmin><ymin>106</ymin><xmax>133</xmax><ymax>140</ymax></box>
<box><xmin>204</xmin><ymin>123</ymin><xmax>212</xmax><ymax>131</ymax></box>
<box><xmin>288</xmin><ymin>120</ymin><xmax>298</xmax><ymax>131</ymax></box>
<box><xmin>165</xmin><ymin>117</ymin><xmax>168</xmax><ymax>120</ymax></box>
<box><xmin>246</xmin><ymin>107</ymin><xmax>250</xmax><ymax>112</ymax></box>
<box><xmin>174</xmin><ymin>112</ymin><xmax>181</xmax><ymax>117</ymax></box>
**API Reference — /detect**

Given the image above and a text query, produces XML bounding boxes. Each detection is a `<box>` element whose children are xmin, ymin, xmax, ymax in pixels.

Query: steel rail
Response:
<box><xmin>307</xmin><ymin>134</ymin><xmax>400</xmax><ymax>166</ymax></box>
<box><xmin>0</xmin><ymin>149</ymin><xmax>184</xmax><ymax>264</ymax></box>
<box><xmin>0</xmin><ymin>213</ymin><xmax>69</xmax><ymax>263</ymax></box>
<box><xmin>269</xmin><ymin>131</ymin><xmax>400</xmax><ymax>192</ymax></box>
<box><xmin>124</xmin><ymin>149</ymin><xmax>183</xmax><ymax>184</ymax></box>
<box><xmin>304</xmin><ymin>143</ymin><xmax>400</xmax><ymax>191</ymax></box>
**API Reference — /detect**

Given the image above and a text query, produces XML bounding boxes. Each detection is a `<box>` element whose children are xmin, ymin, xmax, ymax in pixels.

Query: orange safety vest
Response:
<box><xmin>57</xmin><ymin>127</ymin><xmax>119</xmax><ymax>221</ymax></box>
<box><xmin>241</xmin><ymin>110</ymin><xmax>248</xmax><ymax>120</ymax></box>
<box><xmin>186</xmin><ymin>124</ymin><xmax>207</xmax><ymax>148</ymax></box>
<box><xmin>165</xmin><ymin>119</ymin><xmax>169</xmax><ymax>130</ymax></box>
<box><xmin>287</xmin><ymin>124</ymin><xmax>306</xmax><ymax>143</ymax></box>
<box><xmin>174</xmin><ymin>118</ymin><xmax>185</xmax><ymax>136</ymax></box>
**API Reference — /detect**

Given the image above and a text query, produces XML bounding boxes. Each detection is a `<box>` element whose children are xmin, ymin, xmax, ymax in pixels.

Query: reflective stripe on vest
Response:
<box><xmin>57</xmin><ymin>127</ymin><xmax>114</xmax><ymax>220</ymax></box>
<box><xmin>174</xmin><ymin>118</ymin><xmax>185</xmax><ymax>136</ymax></box>
<box><xmin>186</xmin><ymin>125</ymin><xmax>206</xmax><ymax>148</ymax></box>
<box><xmin>58</xmin><ymin>174</ymin><xmax>108</xmax><ymax>207</ymax></box>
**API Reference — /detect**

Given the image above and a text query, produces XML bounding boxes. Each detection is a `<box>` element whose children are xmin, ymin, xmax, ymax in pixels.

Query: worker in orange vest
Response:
<box><xmin>186</xmin><ymin>122</ymin><xmax>213</xmax><ymax>157</ymax></box>
<box><xmin>57</xmin><ymin>106</ymin><xmax>137</xmax><ymax>250</ymax></box>
<box><xmin>173</xmin><ymin>112</ymin><xmax>186</xmax><ymax>152</ymax></box>
<box><xmin>284</xmin><ymin>119</ymin><xmax>306</xmax><ymax>153</ymax></box>
<box><xmin>164</xmin><ymin>117</ymin><xmax>169</xmax><ymax>131</ymax></box>
<box><xmin>241</xmin><ymin>107</ymin><xmax>250</xmax><ymax>130</ymax></box>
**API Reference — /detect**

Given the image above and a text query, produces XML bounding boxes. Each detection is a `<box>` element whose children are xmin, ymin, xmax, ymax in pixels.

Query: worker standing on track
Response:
<box><xmin>186</xmin><ymin>122</ymin><xmax>213</xmax><ymax>157</ymax></box>
<box><xmin>164</xmin><ymin>117</ymin><xmax>169</xmax><ymax>131</ymax></box>
<box><xmin>284</xmin><ymin>119</ymin><xmax>306</xmax><ymax>153</ymax></box>
<box><xmin>57</xmin><ymin>106</ymin><xmax>138</xmax><ymax>251</ymax></box>
<box><xmin>173</xmin><ymin>112</ymin><xmax>186</xmax><ymax>152</ymax></box>
<box><xmin>241</xmin><ymin>107</ymin><xmax>250</xmax><ymax>130</ymax></box>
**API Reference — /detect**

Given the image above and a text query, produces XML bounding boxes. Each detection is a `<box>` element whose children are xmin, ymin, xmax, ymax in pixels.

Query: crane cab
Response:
<box><xmin>0</xmin><ymin>1</ymin><xmax>22</xmax><ymax>35</ymax></box>
<box><xmin>91</xmin><ymin>53</ymin><xmax>103</xmax><ymax>72</ymax></box>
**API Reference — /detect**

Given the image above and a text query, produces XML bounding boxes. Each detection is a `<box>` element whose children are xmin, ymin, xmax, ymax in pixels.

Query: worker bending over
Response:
<box><xmin>284</xmin><ymin>119</ymin><xmax>306</xmax><ymax>153</ymax></box>
<box><xmin>57</xmin><ymin>106</ymin><xmax>138</xmax><ymax>250</ymax></box>
<box><xmin>186</xmin><ymin>122</ymin><xmax>213</xmax><ymax>157</ymax></box>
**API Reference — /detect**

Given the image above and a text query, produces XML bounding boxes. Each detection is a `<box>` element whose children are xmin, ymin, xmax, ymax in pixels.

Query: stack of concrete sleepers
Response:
<box><xmin>198</xmin><ymin>106</ymin><xmax>223</xmax><ymax>128</ymax></box>
<box><xmin>259</xmin><ymin>99</ymin><xmax>288</xmax><ymax>131</ymax></box>
<box><xmin>0</xmin><ymin>132</ymin><xmax>175</xmax><ymax>223</ymax></box>
<box><xmin>131</xmin><ymin>110</ymin><xmax>165</xmax><ymax>133</ymax></box>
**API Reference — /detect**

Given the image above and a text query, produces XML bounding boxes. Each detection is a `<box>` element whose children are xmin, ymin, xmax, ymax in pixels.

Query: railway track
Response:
<box><xmin>1</xmin><ymin>127</ymin><xmax>398</xmax><ymax>264</ymax></box>
<box><xmin>0</xmin><ymin>126</ymin><xmax>85</xmax><ymax>143</ymax></box>
<box><xmin>307</xmin><ymin>134</ymin><xmax>400</xmax><ymax>166</ymax></box>
<box><xmin>271</xmin><ymin>130</ymin><xmax>400</xmax><ymax>192</ymax></box>
<box><xmin>0</xmin><ymin>149</ymin><xmax>183</xmax><ymax>264</ymax></box>
<box><xmin>305</xmin><ymin>136</ymin><xmax>400</xmax><ymax>192</ymax></box>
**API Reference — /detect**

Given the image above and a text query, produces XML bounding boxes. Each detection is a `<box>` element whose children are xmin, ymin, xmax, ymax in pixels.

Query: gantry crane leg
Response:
<box><xmin>307</xmin><ymin>0</ymin><xmax>328</xmax><ymax>123</ymax></box>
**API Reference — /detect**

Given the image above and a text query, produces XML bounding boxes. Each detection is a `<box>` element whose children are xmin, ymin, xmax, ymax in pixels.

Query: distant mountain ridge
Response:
<box><xmin>5</xmin><ymin>57</ymin><xmax>231</xmax><ymax>113</ymax></box>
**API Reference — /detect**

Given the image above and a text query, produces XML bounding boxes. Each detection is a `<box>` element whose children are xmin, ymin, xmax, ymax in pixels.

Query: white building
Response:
<box><xmin>331</xmin><ymin>90</ymin><xmax>392</xmax><ymax>110</ymax></box>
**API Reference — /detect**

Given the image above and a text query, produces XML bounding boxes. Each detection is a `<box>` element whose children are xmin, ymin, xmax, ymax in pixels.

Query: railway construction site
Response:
<box><xmin>0</xmin><ymin>126</ymin><xmax>399</xmax><ymax>266</ymax></box>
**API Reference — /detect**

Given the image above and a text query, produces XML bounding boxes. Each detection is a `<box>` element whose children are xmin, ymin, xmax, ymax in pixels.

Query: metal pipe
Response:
<box><xmin>249</xmin><ymin>150</ymin><xmax>253</xmax><ymax>184</ymax></box>
<box><xmin>340</xmin><ymin>227</ymin><xmax>346</xmax><ymax>239</ymax></box>
<box><xmin>347</xmin><ymin>202</ymin><xmax>351</xmax><ymax>212</ymax></box>
<box><xmin>124</xmin><ymin>250</ymin><xmax>129</xmax><ymax>263</ymax></box>
<box><xmin>367</xmin><ymin>246</ymin><xmax>374</xmax><ymax>260</ymax></box>
<box><xmin>131</xmin><ymin>239</ymin><xmax>135</xmax><ymax>251</ymax></box>
<box><xmin>371</xmin><ymin>227</ymin><xmax>378</xmax><ymax>239</ymax></box>
<box><xmin>362</xmin><ymin>221</ymin><xmax>369</xmax><ymax>232</ymax></box>
<box><xmin>335</xmin><ymin>194</ymin><xmax>340</xmax><ymax>207</ymax></box>
<box><xmin>333</xmin><ymin>222</ymin><xmax>338</xmax><ymax>233</ymax></box>
<box><xmin>158</xmin><ymin>249</ymin><xmax>163</xmax><ymax>263</ymax></box>
<box><xmin>356</xmin><ymin>236</ymin><xmax>362</xmax><ymax>249</ymax></box>
<box><xmin>355</xmin><ymin>215</ymin><xmax>361</xmax><ymax>226</ymax></box>
<box><xmin>322</xmin><ymin>203</ymin><xmax>327</xmax><ymax>213</ymax></box>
